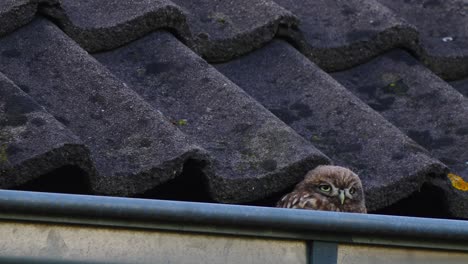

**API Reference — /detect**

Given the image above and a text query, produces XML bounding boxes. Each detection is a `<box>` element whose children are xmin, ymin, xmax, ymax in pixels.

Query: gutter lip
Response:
<box><xmin>0</xmin><ymin>189</ymin><xmax>467</xmax><ymax>248</ymax></box>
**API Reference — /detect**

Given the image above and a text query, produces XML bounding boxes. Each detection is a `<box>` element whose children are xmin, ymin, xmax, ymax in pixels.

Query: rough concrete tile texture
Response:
<box><xmin>378</xmin><ymin>0</ymin><xmax>468</xmax><ymax>80</ymax></box>
<box><xmin>273</xmin><ymin>0</ymin><xmax>419</xmax><ymax>72</ymax></box>
<box><xmin>40</xmin><ymin>0</ymin><xmax>192</xmax><ymax>52</ymax></box>
<box><xmin>332</xmin><ymin>50</ymin><xmax>468</xmax><ymax>217</ymax></box>
<box><xmin>95</xmin><ymin>31</ymin><xmax>329</xmax><ymax>203</ymax></box>
<box><xmin>0</xmin><ymin>18</ymin><xmax>206</xmax><ymax>196</ymax></box>
<box><xmin>171</xmin><ymin>0</ymin><xmax>298</xmax><ymax>61</ymax></box>
<box><xmin>1</xmin><ymin>0</ymin><xmax>468</xmax><ymax>218</ymax></box>
<box><xmin>0</xmin><ymin>73</ymin><xmax>94</xmax><ymax>188</ymax></box>
<box><xmin>41</xmin><ymin>0</ymin><xmax>298</xmax><ymax>62</ymax></box>
<box><xmin>0</xmin><ymin>0</ymin><xmax>39</xmax><ymax>36</ymax></box>
<box><xmin>274</xmin><ymin>0</ymin><xmax>468</xmax><ymax>79</ymax></box>
<box><xmin>215</xmin><ymin>41</ymin><xmax>446</xmax><ymax>211</ymax></box>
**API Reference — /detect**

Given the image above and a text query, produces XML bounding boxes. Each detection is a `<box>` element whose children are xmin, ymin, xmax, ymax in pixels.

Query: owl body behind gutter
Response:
<box><xmin>277</xmin><ymin>165</ymin><xmax>367</xmax><ymax>213</ymax></box>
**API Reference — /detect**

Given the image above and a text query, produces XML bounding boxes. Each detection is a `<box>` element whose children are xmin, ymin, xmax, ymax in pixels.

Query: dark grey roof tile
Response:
<box><xmin>94</xmin><ymin>31</ymin><xmax>329</xmax><ymax>203</ymax></box>
<box><xmin>40</xmin><ymin>0</ymin><xmax>297</xmax><ymax>62</ymax></box>
<box><xmin>215</xmin><ymin>40</ymin><xmax>446</xmax><ymax>210</ymax></box>
<box><xmin>0</xmin><ymin>18</ymin><xmax>206</xmax><ymax>196</ymax></box>
<box><xmin>331</xmin><ymin>50</ymin><xmax>468</xmax><ymax>217</ymax></box>
<box><xmin>172</xmin><ymin>0</ymin><xmax>298</xmax><ymax>61</ymax></box>
<box><xmin>378</xmin><ymin>0</ymin><xmax>468</xmax><ymax>80</ymax></box>
<box><xmin>0</xmin><ymin>0</ymin><xmax>464</xmax><ymax>217</ymax></box>
<box><xmin>3</xmin><ymin>0</ymin><xmax>466</xmax><ymax>81</ymax></box>
<box><xmin>0</xmin><ymin>72</ymin><xmax>95</xmax><ymax>188</ymax></box>
<box><xmin>41</xmin><ymin>0</ymin><xmax>192</xmax><ymax>52</ymax></box>
<box><xmin>273</xmin><ymin>0</ymin><xmax>418</xmax><ymax>72</ymax></box>
<box><xmin>0</xmin><ymin>0</ymin><xmax>39</xmax><ymax>36</ymax></box>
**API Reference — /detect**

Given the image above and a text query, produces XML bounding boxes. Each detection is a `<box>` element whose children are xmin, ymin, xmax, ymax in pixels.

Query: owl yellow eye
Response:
<box><xmin>319</xmin><ymin>185</ymin><xmax>331</xmax><ymax>192</ymax></box>
<box><xmin>349</xmin><ymin>187</ymin><xmax>356</xmax><ymax>195</ymax></box>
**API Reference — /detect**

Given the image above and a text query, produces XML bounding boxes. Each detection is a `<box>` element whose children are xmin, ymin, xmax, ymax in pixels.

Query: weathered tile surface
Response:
<box><xmin>0</xmin><ymin>72</ymin><xmax>94</xmax><ymax>188</ymax></box>
<box><xmin>215</xmin><ymin>40</ymin><xmax>446</xmax><ymax>210</ymax></box>
<box><xmin>378</xmin><ymin>0</ymin><xmax>468</xmax><ymax>80</ymax></box>
<box><xmin>0</xmin><ymin>19</ymin><xmax>206</xmax><ymax>196</ymax></box>
<box><xmin>41</xmin><ymin>0</ymin><xmax>192</xmax><ymax>52</ymax></box>
<box><xmin>95</xmin><ymin>32</ymin><xmax>329</xmax><ymax>203</ymax></box>
<box><xmin>1</xmin><ymin>0</ymin><xmax>468</xmax><ymax>217</ymax></box>
<box><xmin>0</xmin><ymin>0</ymin><xmax>39</xmax><ymax>36</ymax></box>
<box><xmin>172</xmin><ymin>0</ymin><xmax>297</xmax><ymax>61</ymax></box>
<box><xmin>40</xmin><ymin>0</ymin><xmax>298</xmax><ymax>62</ymax></box>
<box><xmin>273</xmin><ymin>0</ymin><xmax>418</xmax><ymax>72</ymax></box>
<box><xmin>332</xmin><ymin>50</ymin><xmax>468</xmax><ymax>217</ymax></box>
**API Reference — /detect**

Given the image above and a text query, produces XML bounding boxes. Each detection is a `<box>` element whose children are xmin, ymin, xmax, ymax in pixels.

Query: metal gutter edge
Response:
<box><xmin>0</xmin><ymin>189</ymin><xmax>467</xmax><ymax>251</ymax></box>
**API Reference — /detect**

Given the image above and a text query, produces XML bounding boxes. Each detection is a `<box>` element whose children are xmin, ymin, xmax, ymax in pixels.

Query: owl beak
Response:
<box><xmin>339</xmin><ymin>190</ymin><xmax>345</xmax><ymax>205</ymax></box>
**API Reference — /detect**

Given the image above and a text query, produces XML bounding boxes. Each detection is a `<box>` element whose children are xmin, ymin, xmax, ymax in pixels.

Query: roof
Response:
<box><xmin>0</xmin><ymin>0</ymin><xmax>467</xmax><ymax>217</ymax></box>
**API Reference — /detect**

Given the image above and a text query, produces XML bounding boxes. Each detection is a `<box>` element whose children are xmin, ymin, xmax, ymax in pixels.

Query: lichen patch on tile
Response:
<box><xmin>448</xmin><ymin>173</ymin><xmax>468</xmax><ymax>191</ymax></box>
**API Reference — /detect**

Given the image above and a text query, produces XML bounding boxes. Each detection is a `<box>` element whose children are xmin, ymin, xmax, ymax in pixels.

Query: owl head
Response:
<box><xmin>277</xmin><ymin>165</ymin><xmax>367</xmax><ymax>213</ymax></box>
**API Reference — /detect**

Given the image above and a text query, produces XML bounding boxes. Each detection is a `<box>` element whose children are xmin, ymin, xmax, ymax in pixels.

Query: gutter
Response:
<box><xmin>0</xmin><ymin>189</ymin><xmax>467</xmax><ymax>263</ymax></box>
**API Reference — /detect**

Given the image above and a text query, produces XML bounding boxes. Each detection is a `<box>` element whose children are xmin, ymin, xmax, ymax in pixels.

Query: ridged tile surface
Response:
<box><xmin>0</xmin><ymin>19</ymin><xmax>206</xmax><ymax>196</ymax></box>
<box><xmin>216</xmin><ymin>41</ymin><xmax>446</xmax><ymax>210</ymax></box>
<box><xmin>95</xmin><ymin>31</ymin><xmax>328</xmax><ymax>202</ymax></box>
<box><xmin>1</xmin><ymin>0</ymin><xmax>468</xmax><ymax>217</ymax></box>
<box><xmin>0</xmin><ymin>72</ymin><xmax>94</xmax><ymax>188</ymax></box>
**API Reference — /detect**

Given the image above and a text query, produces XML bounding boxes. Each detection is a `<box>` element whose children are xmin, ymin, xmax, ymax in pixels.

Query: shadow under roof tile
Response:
<box><xmin>377</xmin><ymin>0</ymin><xmax>468</xmax><ymax>80</ymax></box>
<box><xmin>450</xmin><ymin>78</ymin><xmax>468</xmax><ymax>98</ymax></box>
<box><xmin>273</xmin><ymin>0</ymin><xmax>418</xmax><ymax>72</ymax></box>
<box><xmin>0</xmin><ymin>72</ymin><xmax>95</xmax><ymax>188</ymax></box>
<box><xmin>40</xmin><ymin>0</ymin><xmax>192</xmax><ymax>53</ymax></box>
<box><xmin>172</xmin><ymin>0</ymin><xmax>298</xmax><ymax>62</ymax></box>
<box><xmin>215</xmin><ymin>40</ymin><xmax>447</xmax><ymax>211</ymax></box>
<box><xmin>94</xmin><ymin>31</ymin><xmax>329</xmax><ymax>203</ymax></box>
<box><xmin>332</xmin><ymin>49</ymin><xmax>468</xmax><ymax>218</ymax></box>
<box><xmin>0</xmin><ymin>18</ymin><xmax>206</xmax><ymax>197</ymax></box>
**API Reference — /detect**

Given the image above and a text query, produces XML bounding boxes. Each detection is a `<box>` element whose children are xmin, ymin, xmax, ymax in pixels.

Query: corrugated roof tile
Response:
<box><xmin>1</xmin><ymin>0</ymin><xmax>467</xmax><ymax>218</ymax></box>
<box><xmin>0</xmin><ymin>0</ymin><xmax>40</xmax><ymax>36</ymax></box>
<box><xmin>95</xmin><ymin>31</ymin><xmax>329</xmax><ymax>203</ymax></box>
<box><xmin>41</xmin><ymin>0</ymin><xmax>192</xmax><ymax>52</ymax></box>
<box><xmin>0</xmin><ymin>18</ymin><xmax>206</xmax><ymax>196</ymax></box>
<box><xmin>215</xmin><ymin>40</ymin><xmax>446</xmax><ymax>210</ymax></box>
<box><xmin>0</xmin><ymin>72</ymin><xmax>95</xmax><ymax>188</ymax></box>
<box><xmin>332</xmin><ymin>49</ymin><xmax>468</xmax><ymax>217</ymax></box>
<box><xmin>378</xmin><ymin>0</ymin><xmax>468</xmax><ymax>80</ymax></box>
<box><xmin>274</xmin><ymin>0</ymin><xmax>418</xmax><ymax>72</ymax></box>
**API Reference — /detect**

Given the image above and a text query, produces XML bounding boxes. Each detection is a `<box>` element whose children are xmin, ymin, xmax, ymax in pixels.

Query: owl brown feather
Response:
<box><xmin>277</xmin><ymin>165</ymin><xmax>366</xmax><ymax>213</ymax></box>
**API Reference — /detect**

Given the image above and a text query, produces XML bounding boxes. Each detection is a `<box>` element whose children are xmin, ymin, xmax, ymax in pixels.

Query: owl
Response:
<box><xmin>277</xmin><ymin>165</ymin><xmax>366</xmax><ymax>213</ymax></box>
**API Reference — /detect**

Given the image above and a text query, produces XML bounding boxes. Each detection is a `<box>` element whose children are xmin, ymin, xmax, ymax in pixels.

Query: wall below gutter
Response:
<box><xmin>0</xmin><ymin>190</ymin><xmax>467</xmax><ymax>263</ymax></box>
